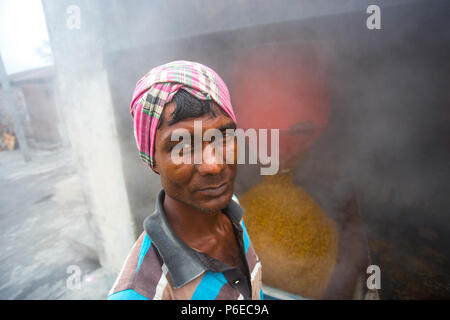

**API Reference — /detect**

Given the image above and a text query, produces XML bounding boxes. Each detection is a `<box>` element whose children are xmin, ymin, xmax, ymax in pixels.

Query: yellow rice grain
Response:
<box><xmin>240</xmin><ymin>172</ymin><xmax>339</xmax><ymax>299</ymax></box>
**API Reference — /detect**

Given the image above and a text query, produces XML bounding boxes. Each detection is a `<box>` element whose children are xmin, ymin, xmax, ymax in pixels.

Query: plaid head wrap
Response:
<box><xmin>130</xmin><ymin>60</ymin><xmax>237</xmax><ymax>169</ymax></box>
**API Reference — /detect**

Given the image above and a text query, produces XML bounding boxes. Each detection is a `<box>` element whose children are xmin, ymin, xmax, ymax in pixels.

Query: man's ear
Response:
<box><xmin>152</xmin><ymin>163</ymin><xmax>160</xmax><ymax>175</ymax></box>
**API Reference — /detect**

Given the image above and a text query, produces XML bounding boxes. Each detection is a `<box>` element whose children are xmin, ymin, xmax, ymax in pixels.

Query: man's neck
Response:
<box><xmin>163</xmin><ymin>193</ymin><xmax>225</xmax><ymax>246</ymax></box>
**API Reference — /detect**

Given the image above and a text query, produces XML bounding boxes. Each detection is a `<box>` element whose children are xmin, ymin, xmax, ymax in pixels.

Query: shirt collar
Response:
<box><xmin>143</xmin><ymin>189</ymin><xmax>244</xmax><ymax>288</ymax></box>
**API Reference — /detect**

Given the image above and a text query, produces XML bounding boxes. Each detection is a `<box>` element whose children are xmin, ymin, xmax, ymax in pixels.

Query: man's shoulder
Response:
<box><xmin>107</xmin><ymin>231</ymin><xmax>167</xmax><ymax>299</ymax></box>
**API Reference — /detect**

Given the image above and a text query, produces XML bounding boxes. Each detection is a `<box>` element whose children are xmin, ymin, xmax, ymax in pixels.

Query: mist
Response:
<box><xmin>0</xmin><ymin>0</ymin><xmax>449</xmax><ymax>300</ymax></box>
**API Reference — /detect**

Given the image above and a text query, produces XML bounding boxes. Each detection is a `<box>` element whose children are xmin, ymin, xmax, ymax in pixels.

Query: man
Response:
<box><xmin>108</xmin><ymin>61</ymin><xmax>263</xmax><ymax>300</ymax></box>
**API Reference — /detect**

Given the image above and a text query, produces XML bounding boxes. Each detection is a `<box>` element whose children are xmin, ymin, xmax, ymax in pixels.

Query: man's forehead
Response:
<box><xmin>157</xmin><ymin>101</ymin><xmax>235</xmax><ymax>143</ymax></box>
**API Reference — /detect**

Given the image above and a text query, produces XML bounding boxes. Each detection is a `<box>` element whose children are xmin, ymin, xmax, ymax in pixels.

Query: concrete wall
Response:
<box><xmin>42</xmin><ymin>0</ymin><xmax>137</xmax><ymax>273</ymax></box>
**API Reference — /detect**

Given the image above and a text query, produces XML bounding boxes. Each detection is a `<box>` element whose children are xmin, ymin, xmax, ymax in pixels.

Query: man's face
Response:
<box><xmin>154</xmin><ymin>101</ymin><xmax>237</xmax><ymax>213</ymax></box>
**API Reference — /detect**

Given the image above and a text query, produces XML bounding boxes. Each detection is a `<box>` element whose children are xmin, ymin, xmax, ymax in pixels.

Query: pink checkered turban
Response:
<box><xmin>130</xmin><ymin>60</ymin><xmax>237</xmax><ymax>169</ymax></box>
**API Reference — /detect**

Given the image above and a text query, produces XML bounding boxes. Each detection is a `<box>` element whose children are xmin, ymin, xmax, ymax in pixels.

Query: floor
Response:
<box><xmin>0</xmin><ymin>148</ymin><xmax>115</xmax><ymax>299</ymax></box>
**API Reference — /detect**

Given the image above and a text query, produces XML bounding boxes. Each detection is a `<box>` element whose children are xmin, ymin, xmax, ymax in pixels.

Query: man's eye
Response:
<box><xmin>223</xmin><ymin>132</ymin><xmax>235</xmax><ymax>141</ymax></box>
<box><xmin>169</xmin><ymin>142</ymin><xmax>191</xmax><ymax>152</ymax></box>
<box><xmin>179</xmin><ymin>143</ymin><xmax>192</xmax><ymax>153</ymax></box>
<box><xmin>211</xmin><ymin>132</ymin><xmax>234</xmax><ymax>145</ymax></box>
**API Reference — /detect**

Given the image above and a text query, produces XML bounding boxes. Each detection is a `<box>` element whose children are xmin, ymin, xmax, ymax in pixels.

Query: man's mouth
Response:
<box><xmin>196</xmin><ymin>181</ymin><xmax>229</xmax><ymax>196</ymax></box>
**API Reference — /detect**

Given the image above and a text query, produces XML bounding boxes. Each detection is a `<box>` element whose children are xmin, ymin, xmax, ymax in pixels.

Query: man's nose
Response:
<box><xmin>196</xmin><ymin>143</ymin><xmax>224</xmax><ymax>176</ymax></box>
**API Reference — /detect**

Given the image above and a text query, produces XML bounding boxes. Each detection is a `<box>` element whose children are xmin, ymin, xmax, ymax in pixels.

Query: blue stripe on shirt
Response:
<box><xmin>108</xmin><ymin>289</ymin><xmax>149</xmax><ymax>300</ymax></box>
<box><xmin>241</xmin><ymin>220</ymin><xmax>250</xmax><ymax>254</ymax></box>
<box><xmin>136</xmin><ymin>233</ymin><xmax>152</xmax><ymax>273</ymax></box>
<box><xmin>190</xmin><ymin>271</ymin><xmax>227</xmax><ymax>300</ymax></box>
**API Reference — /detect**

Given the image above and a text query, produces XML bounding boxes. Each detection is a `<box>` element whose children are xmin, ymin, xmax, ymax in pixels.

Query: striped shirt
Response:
<box><xmin>108</xmin><ymin>190</ymin><xmax>263</xmax><ymax>300</ymax></box>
